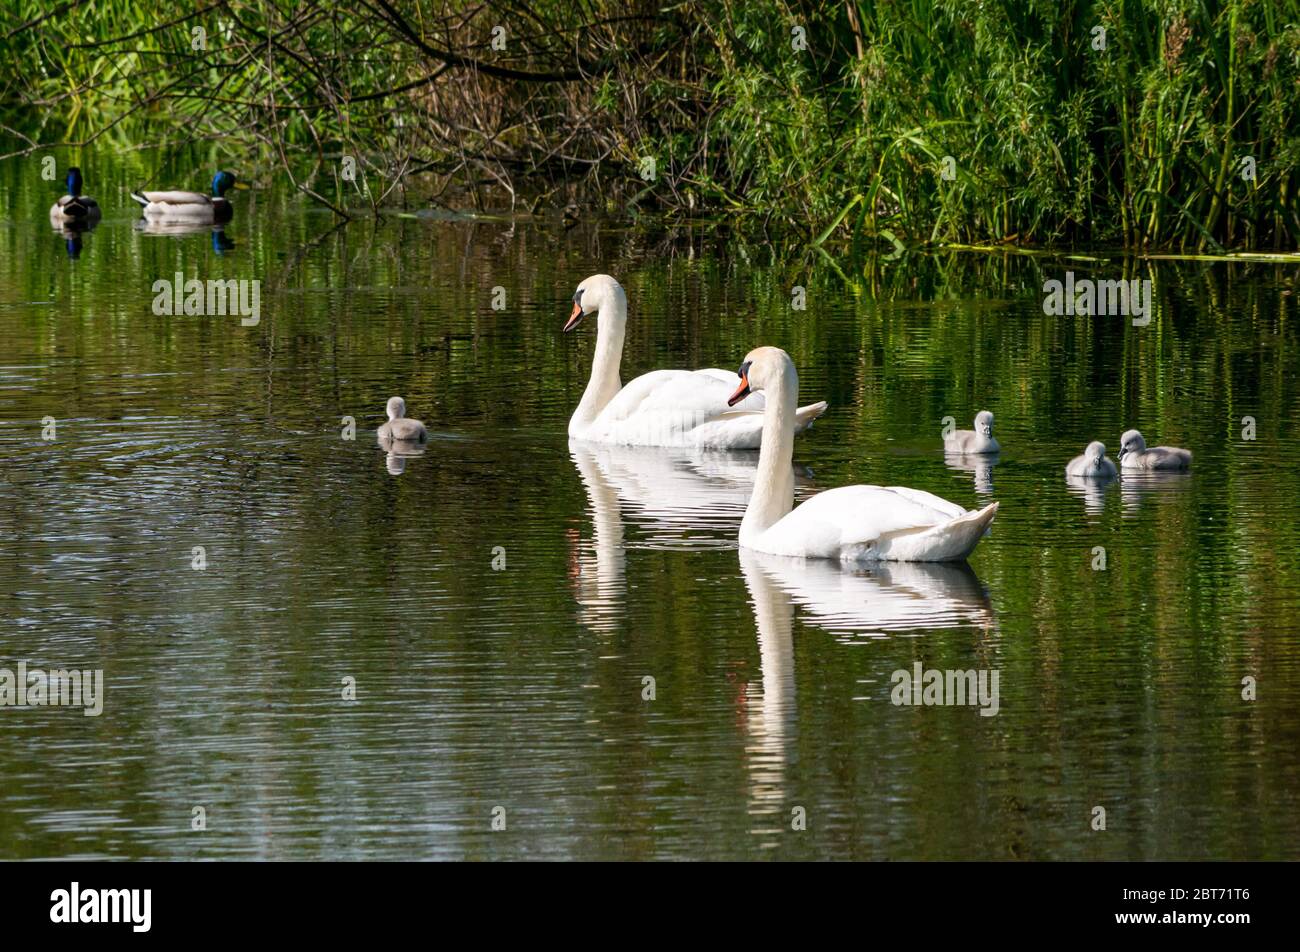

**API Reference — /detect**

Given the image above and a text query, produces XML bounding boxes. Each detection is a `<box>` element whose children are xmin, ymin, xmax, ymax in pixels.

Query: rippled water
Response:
<box><xmin>2</xmin><ymin>155</ymin><xmax>1299</xmax><ymax>860</ymax></box>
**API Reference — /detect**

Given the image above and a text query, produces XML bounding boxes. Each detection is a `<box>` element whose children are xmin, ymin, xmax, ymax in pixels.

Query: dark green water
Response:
<box><xmin>2</xmin><ymin>154</ymin><xmax>1299</xmax><ymax>860</ymax></box>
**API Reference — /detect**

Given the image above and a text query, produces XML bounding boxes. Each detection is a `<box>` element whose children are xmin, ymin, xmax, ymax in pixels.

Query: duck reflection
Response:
<box><xmin>57</xmin><ymin>224</ymin><xmax>91</xmax><ymax>259</ymax></box>
<box><xmin>134</xmin><ymin>218</ymin><xmax>236</xmax><ymax>252</ymax></box>
<box><xmin>944</xmin><ymin>450</ymin><xmax>999</xmax><ymax>495</ymax></box>
<box><xmin>569</xmin><ymin>444</ymin><xmax>627</xmax><ymax>632</ymax></box>
<box><xmin>738</xmin><ymin>549</ymin><xmax>995</xmax><ymax>829</ymax></box>
<box><xmin>53</xmin><ymin>219</ymin><xmax>97</xmax><ymax>259</ymax></box>
<box><xmin>211</xmin><ymin>229</ymin><xmax>236</xmax><ymax>254</ymax></box>
<box><xmin>738</xmin><ymin>549</ymin><xmax>798</xmax><ymax>830</ymax></box>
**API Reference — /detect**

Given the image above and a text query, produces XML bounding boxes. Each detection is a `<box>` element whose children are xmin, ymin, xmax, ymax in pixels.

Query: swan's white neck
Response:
<box><xmin>741</xmin><ymin>366</ymin><xmax>797</xmax><ymax>544</ymax></box>
<box><xmin>569</xmin><ymin>294</ymin><xmax>627</xmax><ymax>436</ymax></box>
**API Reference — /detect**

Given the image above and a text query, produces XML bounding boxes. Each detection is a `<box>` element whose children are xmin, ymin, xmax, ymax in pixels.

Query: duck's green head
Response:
<box><xmin>65</xmin><ymin>167</ymin><xmax>83</xmax><ymax>197</ymax></box>
<box><xmin>211</xmin><ymin>170</ymin><xmax>237</xmax><ymax>197</ymax></box>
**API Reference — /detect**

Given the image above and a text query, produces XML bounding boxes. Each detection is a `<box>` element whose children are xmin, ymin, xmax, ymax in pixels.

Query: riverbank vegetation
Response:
<box><xmin>3</xmin><ymin>1</ymin><xmax>1297</xmax><ymax>250</ymax></box>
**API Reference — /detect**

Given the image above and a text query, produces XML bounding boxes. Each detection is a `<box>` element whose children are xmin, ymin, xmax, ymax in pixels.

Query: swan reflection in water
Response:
<box><xmin>378</xmin><ymin>434</ymin><xmax>426</xmax><ymax>476</ymax></box>
<box><xmin>1068</xmin><ymin>466</ymin><xmax>1189</xmax><ymax>517</ymax></box>
<box><xmin>944</xmin><ymin>450</ymin><xmax>999</xmax><ymax>495</ymax></box>
<box><xmin>567</xmin><ymin>438</ymin><xmax>997</xmax><ymax>827</ymax></box>
<box><xmin>1119</xmin><ymin>470</ymin><xmax>1193</xmax><ymax>516</ymax></box>
<box><xmin>567</xmin><ymin>440</ymin><xmax>814</xmax><ymax>632</ymax></box>
<box><xmin>1065</xmin><ymin>473</ymin><xmax>1117</xmax><ymax>514</ymax></box>
<box><xmin>738</xmin><ymin>548</ymin><xmax>995</xmax><ymax>835</ymax></box>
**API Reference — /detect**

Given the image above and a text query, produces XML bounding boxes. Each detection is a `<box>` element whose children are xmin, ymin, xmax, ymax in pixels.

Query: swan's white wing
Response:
<box><xmin>873</xmin><ymin>485</ymin><xmax>968</xmax><ymax>521</ymax></box>
<box><xmin>761</xmin><ymin>485</ymin><xmax>971</xmax><ymax>558</ymax></box>
<box><xmin>598</xmin><ymin>369</ymin><xmax>765</xmax><ymax>417</ymax></box>
<box><xmin>589</xmin><ymin>369</ymin><xmax>765</xmax><ymax>445</ymax></box>
<box><xmin>694</xmin><ymin>367</ymin><xmax>764</xmax><ymax>401</ymax></box>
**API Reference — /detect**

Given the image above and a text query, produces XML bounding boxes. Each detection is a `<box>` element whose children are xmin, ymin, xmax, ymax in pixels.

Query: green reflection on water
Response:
<box><xmin>1</xmin><ymin>148</ymin><xmax>1298</xmax><ymax>860</ymax></box>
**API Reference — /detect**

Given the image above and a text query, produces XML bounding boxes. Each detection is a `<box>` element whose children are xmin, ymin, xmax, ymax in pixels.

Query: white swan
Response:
<box><xmin>730</xmin><ymin>347</ymin><xmax>998</xmax><ymax>562</ymax></box>
<box><xmin>1118</xmin><ymin>429</ymin><xmax>1191</xmax><ymax>470</ymax></box>
<box><xmin>1065</xmin><ymin>440</ymin><xmax>1118</xmax><ymax>478</ymax></box>
<box><xmin>565</xmin><ymin>274</ymin><xmax>827</xmax><ymax>448</ymax></box>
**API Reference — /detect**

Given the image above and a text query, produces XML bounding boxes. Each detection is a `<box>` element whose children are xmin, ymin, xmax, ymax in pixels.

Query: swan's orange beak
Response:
<box><xmin>563</xmin><ymin>301</ymin><xmax>584</xmax><ymax>332</ymax></box>
<box><xmin>727</xmin><ymin>374</ymin><xmax>751</xmax><ymax>407</ymax></box>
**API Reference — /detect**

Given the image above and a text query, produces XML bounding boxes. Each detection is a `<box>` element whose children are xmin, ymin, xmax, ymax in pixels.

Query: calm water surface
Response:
<box><xmin>2</xmin><ymin>156</ymin><xmax>1299</xmax><ymax>859</ymax></box>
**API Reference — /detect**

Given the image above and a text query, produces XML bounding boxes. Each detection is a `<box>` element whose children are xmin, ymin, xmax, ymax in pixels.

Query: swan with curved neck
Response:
<box><xmin>565</xmin><ymin>275</ymin><xmax>827</xmax><ymax>449</ymax></box>
<box><xmin>728</xmin><ymin>347</ymin><xmax>998</xmax><ymax>562</ymax></box>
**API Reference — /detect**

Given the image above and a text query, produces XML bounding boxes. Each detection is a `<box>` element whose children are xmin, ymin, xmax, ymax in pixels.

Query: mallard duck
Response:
<box><xmin>49</xmin><ymin>167</ymin><xmax>101</xmax><ymax>226</ymax></box>
<box><xmin>131</xmin><ymin>171</ymin><xmax>239</xmax><ymax>223</ymax></box>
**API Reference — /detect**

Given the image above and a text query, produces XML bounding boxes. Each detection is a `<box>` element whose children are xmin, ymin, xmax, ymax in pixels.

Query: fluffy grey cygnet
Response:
<box><xmin>1118</xmin><ymin>429</ymin><xmax>1191</xmax><ymax>470</ymax></box>
<box><xmin>377</xmin><ymin>397</ymin><xmax>427</xmax><ymax>442</ymax></box>
<box><xmin>944</xmin><ymin>410</ymin><xmax>999</xmax><ymax>454</ymax></box>
<box><xmin>1065</xmin><ymin>440</ymin><xmax>1118</xmax><ymax>478</ymax></box>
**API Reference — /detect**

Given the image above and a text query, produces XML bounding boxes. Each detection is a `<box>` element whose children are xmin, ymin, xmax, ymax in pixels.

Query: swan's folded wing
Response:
<box><xmin>1152</xmin><ymin>446</ymin><xmax>1192</xmax><ymax>466</ymax></box>
<box><xmin>693</xmin><ymin>368</ymin><xmax>766</xmax><ymax>410</ymax></box>
<box><xmin>597</xmin><ymin>369</ymin><xmax>764</xmax><ymax>424</ymax></box>
<box><xmin>656</xmin><ymin>369</ymin><xmax>766</xmax><ymax>413</ymax></box>
<box><xmin>765</xmin><ymin>485</ymin><xmax>970</xmax><ymax>555</ymax></box>
<box><xmin>878</xmin><ymin>486</ymin><xmax>968</xmax><ymax>520</ymax></box>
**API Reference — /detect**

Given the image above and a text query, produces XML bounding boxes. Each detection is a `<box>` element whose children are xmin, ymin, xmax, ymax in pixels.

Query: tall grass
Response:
<box><xmin>705</xmin><ymin>0</ymin><xmax>1300</xmax><ymax>250</ymax></box>
<box><xmin>1</xmin><ymin>0</ymin><xmax>1296</xmax><ymax>249</ymax></box>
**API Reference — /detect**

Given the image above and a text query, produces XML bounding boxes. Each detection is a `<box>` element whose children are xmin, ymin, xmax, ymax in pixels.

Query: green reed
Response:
<box><xmin>1</xmin><ymin>0</ymin><xmax>1296</xmax><ymax>250</ymax></box>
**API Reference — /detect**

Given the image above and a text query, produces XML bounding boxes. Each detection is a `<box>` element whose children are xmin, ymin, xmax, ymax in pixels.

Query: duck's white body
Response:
<box><xmin>736</xmin><ymin>347</ymin><xmax>997</xmax><ymax>562</ymax></box>
<box><xmin>566</xmin><ymin>275</ymin><xmax>827</xmax><ymax>449</ymax></box>
<box><xmin>1118</xmin><ymin>429</ymin><xmax>1191</xmax><ymax>470</ymax></box>
<box><xmin>132</xmin><ymin>191</ymin><xmax>231</xmax><ymax>222</ymax></box>
<box><xmin>49</xmin><ymin>194</ymin><xmax>100</xmax><ymax>225</ymax></box>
